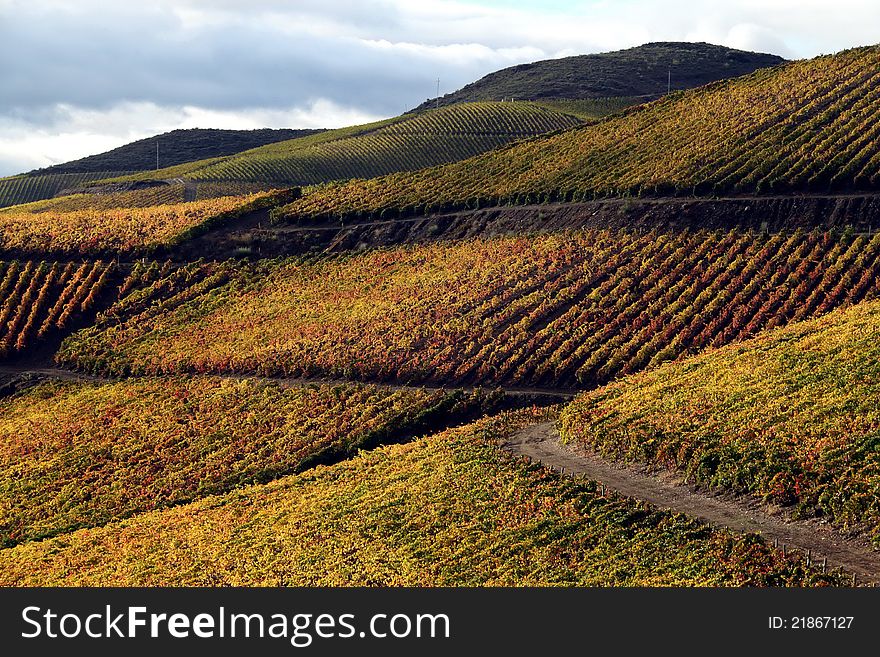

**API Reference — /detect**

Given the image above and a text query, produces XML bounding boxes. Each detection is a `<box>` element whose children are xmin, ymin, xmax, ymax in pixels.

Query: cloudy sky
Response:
<box><xmin>1</xmin><ymin>0</ymin><xmax>878</xmax><ymax>176</ymax></box>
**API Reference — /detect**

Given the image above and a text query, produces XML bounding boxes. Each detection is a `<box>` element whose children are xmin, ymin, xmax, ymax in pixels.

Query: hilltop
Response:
<box><xmin>411</xmin><ymin>42</ymin><xmax>785</xmax><ymax>111</ymax></box>
<box><xmin>280</xmin><ymin>46</ymin><xmax>880</xmax><ymax>222</ymax></box>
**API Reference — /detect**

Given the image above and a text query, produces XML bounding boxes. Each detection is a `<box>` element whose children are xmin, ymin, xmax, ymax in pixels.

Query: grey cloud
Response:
<box><xmin>0</xmin><ymin>1</ymin><xmax>527</xmax><ymax>118</ymax></box>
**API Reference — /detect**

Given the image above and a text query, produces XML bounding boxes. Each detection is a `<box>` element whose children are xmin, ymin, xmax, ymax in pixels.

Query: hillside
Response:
<box><xmin>58</xmin><ymin>229</ymin><xmax>880</xmax><ymax>387</ymax></box>
<box><xmin>560</xmin><ymin>298</ymin><xmax>880</xmax><ymax>545</ymax></box>
<box><xmin>0</xmin><ymin>189</ymin><xmax>292</xmax><ymax>256</ymax></box>
<box><xmin>0</xmin><ymin>377</ymin><xmax>489</xmax><ymax>546</ymax></box>
<box><xmin>412</xmin><ymin>42</ymin><xmax>785</xmax><ymax>111</ymax></box>
<box><xmin>31</xmin><ymin>128</ymin><xmax>323</xmax><ymax>175</ymax></box>
<box><xmin>0</xmin><ymin>172</ymin><xmax>133</xmax><ymax>209</ymax></box>
<box><xmin>279</xmin><ymin>45</ymin><xmax>880</xmax><ymax>222</ymax></box>
<box><xmin>0</xmin><ymin>408</ymin><xmax>837</xmax><ymax>586</ymax></box>
<box><xmin>98</xmin><ymin>102</ymin><xmax>583</xmax><ymax>186</ymax></box>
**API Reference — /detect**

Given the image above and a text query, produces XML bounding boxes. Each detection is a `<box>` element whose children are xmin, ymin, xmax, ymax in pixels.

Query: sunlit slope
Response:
<box><xmin>0</xmin><ymin>190</ymin><xmax>289</xmax><ymax>255</ymax></box>
<box><xmin>102</xmin><ymin>102</ymin><xmax>583</xmax><ymax>186</ymax></box>
<box><xmin>58</xmin><ymin>229</ymin><xmax>880</xmax><ymax>386</ymax></box>
<box><xmin>278</xmin><ymin>46</ymin><xmax>880</xmax><ymax>221</ymax></box>
<box><xmin>0</xmin><ymin>409</ymin><xmax>838</xmax><ymax>586</ymax></box>
<box><xmin>0</xmin><ymin>376</ymin><xmax>481</xmax><ymax>546</ymax></box>
<box><xmin>561</xmin><ymin>298</ymin><xmax>880</xmax><ymax>545</ymax></box>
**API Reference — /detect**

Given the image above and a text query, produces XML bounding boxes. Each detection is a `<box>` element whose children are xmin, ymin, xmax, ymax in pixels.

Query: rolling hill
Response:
<box><xmin>0</xmin><ymin>129</ymin><xmax>320</xmax><ymax>210</ymax></box>
<box><xmin>0</xmin><ymin>190</ymin><xmax>289</xmax><ymax>256</ymax></box>
<box><xmin>0</xmin><ymin>376</ymin><xmax>487</xmax><ymax>546</ymax></box>
<box><xmin>96</xmin><ymin>102</ymin><xmax>583</xmax><ymax>186</ymax></box>
<box><xmin>279</xmin><ymin>45</ymin><xmax>880</xmax><ymax>222</ymax></box>
<box><xmin>411</xmin><ymin>42</ymin><xmax>785</xmax><ymax>111</ymax></box>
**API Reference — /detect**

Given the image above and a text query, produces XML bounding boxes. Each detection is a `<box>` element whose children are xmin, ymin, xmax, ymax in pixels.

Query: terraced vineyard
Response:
<box><xmin>0</xmin><ymin>172</ymin><xmax>133</xmax><ymax>209</ymax></box>
<box><xmin>59</xmin><ymin>229</ymin><xmax>880</xmax><ymax>386</ymax></box>
<box><xmin>0</xmin><ymin>260</ymin><xmax>115</xmax><ymax>359</ymax></box>
<box><xmin>0</xmin><ymin>409</ymin><xmax>840</xmax><ymax>586</ymax></box>
<box><xmin>560</xmin><ymin>298</ymin><xmax>880</xmax><ymax>546</ymax></box>
<box><xmin>100</xmin><ymin>102</ymin><xmax>583</xmax><ymax>186</ymax></box>
<box><xmin>276</xmin><ymin>46</ymin><xmax>880</xmax><ymax>222</ymax></box>
<box><xmin>0</xmin><ymin>189</ymin><xmax>290</xmax><ymax>255</ymax></box>
<box><xmin>0</xmin><ymin>377</ymin><xmax>490</xmax><ymax>546</ymax></box>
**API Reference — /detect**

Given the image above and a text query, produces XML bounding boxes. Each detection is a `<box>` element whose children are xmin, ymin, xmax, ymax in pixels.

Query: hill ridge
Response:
<box><xmin>412</xmin><ymin>41</ymin><xmax>785</xmax><ymax>111</ymax></box>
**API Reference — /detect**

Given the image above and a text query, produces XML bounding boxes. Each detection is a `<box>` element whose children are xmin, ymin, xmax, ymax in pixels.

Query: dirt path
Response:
<box><xmin>503</xmin><ymin>422</ymin><xmax>880</xmax><ymax>583</ymax></box>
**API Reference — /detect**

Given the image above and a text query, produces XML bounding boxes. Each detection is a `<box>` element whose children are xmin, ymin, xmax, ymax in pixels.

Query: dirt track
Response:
<box><xmin>503</xmin><ymin>422</ymin><xmax>880</xmax><ymax>584</ymax></box>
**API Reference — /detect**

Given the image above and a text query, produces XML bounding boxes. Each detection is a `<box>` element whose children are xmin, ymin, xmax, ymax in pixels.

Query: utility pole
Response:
<box><xmin>436</xmin><ymin>78</ymin><xmax>440</xmax><ymax>109</ymax></box>
<box><xmin>667</xmin><ymin>69</ymin><xmax>671</xmax><ymax>94</ymax></box>
<box><xmin>156</xmin><ymin>140</ymin><xmax>159</xmax><ymax>170</ymax></box>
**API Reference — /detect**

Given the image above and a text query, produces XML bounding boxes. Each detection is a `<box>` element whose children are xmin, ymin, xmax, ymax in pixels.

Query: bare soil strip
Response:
<box><xmin>503</xmin><ymin>422</ymin><xmax>880</xmax><ymax>583</ymax></box>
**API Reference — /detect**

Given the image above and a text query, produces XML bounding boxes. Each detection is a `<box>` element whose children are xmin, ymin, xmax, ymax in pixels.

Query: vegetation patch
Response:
<box><xmin>560</xmin><ymin>299</ymin><xmax>880</xmax><ymax>544</ymax></box>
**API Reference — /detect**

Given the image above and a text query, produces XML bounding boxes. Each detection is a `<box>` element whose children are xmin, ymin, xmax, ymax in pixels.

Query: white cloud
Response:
<box><xmin>0</xmin><ymin>100</ymin><xmax>383</xmax><ymax>175</ymax></box>
<box><xmin>2</xmin><ymin>0</ymin><xmax>880</xmax><ymax>175</ymax></box>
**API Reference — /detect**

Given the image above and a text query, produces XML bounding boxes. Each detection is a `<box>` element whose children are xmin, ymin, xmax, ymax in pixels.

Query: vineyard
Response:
<box><xmin>99</xmin><ymin>102</ymin><xmax>583</xmax><ymax>186</ymax></box>
<box><xmin>560</xmin><ymin>298</ymin><xmax>880</xmax><ymax>545</ymax></box>
<box><xmin>0</xmin><ymin>408</ymin><xmax>841</xmax><ymax>586</ymax></box>
<box><xmin>0</xmin><ymin>190</ymin><xmax>287</xmax><ymax>255</ymax></box>
<box><xmin>0</xmin><ymin>260</ymin><xmax>115</xmax><ymax>359</ymax></box>
<box><xmin>0</xmin><ymin>377</ymin><xmax>492</xmax><ymax>546</ymax></box>
<box><xmin>4</xmin><ymin>185</ymin><xmax>188</xmax><ymax>213</ymax></box>
<box><xmin>276</xmin><ymin>46</ymin><xmax>880</xmax><ymax>222</ymax></box>
<box><xmin>0</xmin><ymin>172</ymin><xmax>133</xmax><ymax>209</ymax></box>
<box><xmin>58</xmin><ymin>229</ymin><xmax>880</xmax><ymax>386</ymax></box>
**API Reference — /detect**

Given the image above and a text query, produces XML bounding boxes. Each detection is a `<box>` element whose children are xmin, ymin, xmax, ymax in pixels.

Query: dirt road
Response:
<box><xmin>503</xmin><ymin>422</ymin><xmax>880</xmax><ymax>583</ymax></box>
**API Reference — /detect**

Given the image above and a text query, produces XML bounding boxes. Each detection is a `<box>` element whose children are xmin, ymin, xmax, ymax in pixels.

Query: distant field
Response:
<box><xmin>0</xmin><ymin>408</ymin><xmax>838</xmax><ymax>586</ymax></box>
<box><xmin>0</xmin><ymin>376</ymin><xmax>486</xmax><ymax>547</ymax></box>
<box><xmin>0</xmin><ymin>172</ymin><xmax>133</xmax><ymax>209</ymax></box>
<box><xmin>277</xmin><ymin>46</ymin><xmax>880</xmax><ymax>222</ymax></box>
<box><xmin>58</xmin><ymin>230</ymin><xmax>880</xmax><ymax>386</ymax></box>
<box><xmin>101</xmin><ymin>102</ymin><xmax>583</xmax><ymax>186</ymax></box>
<box><xmin>561</xmin><ymin>298</ymin><xmax>880</xmax><ymax>545</ymax></box>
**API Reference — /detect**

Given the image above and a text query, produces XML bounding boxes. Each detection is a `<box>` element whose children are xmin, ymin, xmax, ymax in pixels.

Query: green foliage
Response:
<box><xmin>32</xmin><ymin>128</ymin><xmax>323</xmax><ymax>175</ymax></box>
<box><xmin>0</xmin><ymin>172</ymin><xmax>133</xmax><ymax>209</ymax></box>
<box><xmin>411</xmin><ymin>42</ymin><xmax>784</xmax><ymax>111</ymax></box>
<box><xmin>99</xmin><ymin>102</ymin><xmax>582</xmax><ymax>186</ymax></box>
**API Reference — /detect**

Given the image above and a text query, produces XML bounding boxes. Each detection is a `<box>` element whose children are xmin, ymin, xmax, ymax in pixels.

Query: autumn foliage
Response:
<box><xmin>58</xmin><ymin>229</ymin><xmax>880</xmax><ymax>387</ymax></box>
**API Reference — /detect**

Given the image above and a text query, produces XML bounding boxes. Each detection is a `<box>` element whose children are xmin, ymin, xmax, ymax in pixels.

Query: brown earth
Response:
<box><xmin>503</xmin><ymin>421</ymin><xmax>880</xmax><ymax>584</ymax></box>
